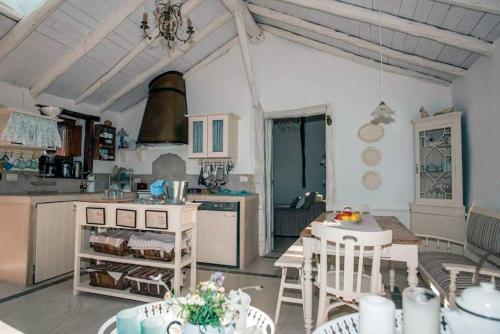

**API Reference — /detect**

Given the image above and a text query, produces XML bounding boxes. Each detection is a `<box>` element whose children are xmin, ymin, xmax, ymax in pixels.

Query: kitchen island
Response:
<box><xmin>0</xmin><ymin>192</ymin><xmax>104</xmax><ymax>286</ymax></box>
<box><xmin>73</xmin><ymin>200</ymin><xmax>199</xmax><ymax>302</ymax></box>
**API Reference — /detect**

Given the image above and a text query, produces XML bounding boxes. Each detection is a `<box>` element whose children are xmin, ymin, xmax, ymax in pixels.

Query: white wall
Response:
<box><xmin>451</xmin><ymin>40</ymin><xmax>500</xmax><ymax>211</ymax></box>
<box><xmin>0</xmin><ymin>80</ymin><xmax>119</xmax><ymax>173</ymax></box>
<box><xmin>180</xmin><ymin>33</ymin><xmax>452</xmax><ymax>225</ymax></box>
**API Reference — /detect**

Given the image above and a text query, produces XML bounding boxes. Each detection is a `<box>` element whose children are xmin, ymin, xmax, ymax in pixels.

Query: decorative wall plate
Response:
<box><xmin>362</xmin><ymin>171</ymin><xmax>381</xmax><ymax>190</ymax></box>
<box><xmin>361</xmin><ymin>147</ymin><xmax>382</xmax><ymax>166</ymax></box>
<box><xmin>358</xmin><ymin>123</ymin><xmax>384</xmax><ymax>143</ymax></box>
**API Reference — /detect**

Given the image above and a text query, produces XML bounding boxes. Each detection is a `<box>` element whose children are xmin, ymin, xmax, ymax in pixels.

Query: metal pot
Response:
<box><xmin>61</xmin><ymin>162</ymin><xmax>72</xmax><ymax>178</ymax></box>
<box><xmin>73</xmin><ymin>161</ymin><xmax>82</xmax><ymax>178</ymax></box>
<box><xmin>163</xmin><ymin>180</ymin><xmax>189</xmax><ymax>204</ymax></box>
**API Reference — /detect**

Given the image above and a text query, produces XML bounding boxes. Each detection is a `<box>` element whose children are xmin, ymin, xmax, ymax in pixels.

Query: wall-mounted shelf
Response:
<box><xmin>117</xmin><ymin>146</ymin><xmax>146</xmax><ymax>162</ymax></box>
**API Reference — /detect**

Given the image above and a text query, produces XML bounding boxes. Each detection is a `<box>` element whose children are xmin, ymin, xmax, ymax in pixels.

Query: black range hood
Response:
<box><xmin>136</xmin><ymin>71</ymin><xmax>188</xmax><ymax>145</ymax></box>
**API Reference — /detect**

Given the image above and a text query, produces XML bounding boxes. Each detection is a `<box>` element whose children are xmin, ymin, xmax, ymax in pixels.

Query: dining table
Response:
<box><xmin>300</xmin><ymin>213</ymin><xmax>421</xmax><ymax>334</ymax></box>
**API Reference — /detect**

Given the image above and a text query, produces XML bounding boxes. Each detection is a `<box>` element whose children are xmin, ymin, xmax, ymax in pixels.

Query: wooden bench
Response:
<box><xmin>417</xmin><ymin>203</ymin><xmax>500</xmax><ymax>305</ymax></box>
<box><xmin>274</xmin><ymin>237</ymin><xmax>305</xmax><ymax>324</ymax></box>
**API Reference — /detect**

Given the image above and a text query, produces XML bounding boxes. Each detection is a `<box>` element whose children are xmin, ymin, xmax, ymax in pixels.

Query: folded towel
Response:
<box><xmin>149</xmin><ymin>179</ymin><xmax>166</xmax><ymax>196</ymax></box>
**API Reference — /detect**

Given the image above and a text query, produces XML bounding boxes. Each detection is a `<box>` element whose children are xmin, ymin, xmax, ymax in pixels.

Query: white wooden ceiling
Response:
<box><xmin>0</xmin><ymin>0</ymin><xmax>498</xmax><ymax>112</ymax></box>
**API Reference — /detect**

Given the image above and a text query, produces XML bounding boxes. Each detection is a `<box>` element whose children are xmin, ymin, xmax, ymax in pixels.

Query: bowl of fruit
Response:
<box><xmin>334</xmin><ymin>206</ymin><xmax>362</xmax><ymax>223</ymax></box>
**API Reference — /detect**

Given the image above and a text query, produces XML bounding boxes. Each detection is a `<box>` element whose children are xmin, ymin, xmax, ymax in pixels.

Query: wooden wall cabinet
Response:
<box><xmin>93</xmin><ymin>124</ymin><xmax>116</xmax><ymax>161</ymax></box>
<box><xmin>410</xmin><ymin>112</ymin><xmax>465</xmax><ymax>241</ymax></box>
<box><xmin>188</xmin><ymin>114</ymin><xmax>238</xmax><ymax>159</ymax></box>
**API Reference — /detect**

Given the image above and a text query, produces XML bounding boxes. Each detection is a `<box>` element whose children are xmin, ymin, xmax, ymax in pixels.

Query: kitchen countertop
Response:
<box><xmin>0</xmin><ymin>192</ymin><xmax>105</xmax><ymax>204</ymax></box>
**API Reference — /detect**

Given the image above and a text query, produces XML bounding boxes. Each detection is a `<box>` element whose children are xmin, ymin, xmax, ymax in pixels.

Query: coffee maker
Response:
<box><xmin>38</xmin><ymin>151</ymin><xmax>55</xmax><ymax>177</ymax></box>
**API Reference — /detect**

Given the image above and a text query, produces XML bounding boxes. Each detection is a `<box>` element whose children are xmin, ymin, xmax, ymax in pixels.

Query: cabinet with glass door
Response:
<box><xmin>188</xmin><ymin>114</ymin><xmax>238</xmax><ymax>159</ymax></box>
<box><xmin>410</xmin><ymin>112</ymin><xmax>465</xmax><ymax>242</ymax></box>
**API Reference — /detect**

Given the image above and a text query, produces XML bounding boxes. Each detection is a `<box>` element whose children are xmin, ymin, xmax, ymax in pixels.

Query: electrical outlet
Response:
<box><xmin>239</xmin><ymin>175</ymin><xmax>248</xmax><ymax>183</ymax></box>
<box><xmin>6</xmin><ymin>173</ymin><xmax>18</xmax><ymax>182</ymax></box>
<box><xmin>133</xmin><ymin>177</ymin><xmax>141</xmax><ymax>183</ymax></box>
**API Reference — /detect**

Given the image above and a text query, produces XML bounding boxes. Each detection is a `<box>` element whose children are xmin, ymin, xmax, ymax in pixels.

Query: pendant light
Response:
<box><xmin>371</xmin><ymin>0</ymin><xmax>395</xmax><ymax>125</ymax></box>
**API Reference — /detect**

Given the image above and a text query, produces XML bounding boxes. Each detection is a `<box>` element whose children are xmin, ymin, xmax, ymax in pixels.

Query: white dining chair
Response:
<box><xmin>312</xmin><ymin>223</ymin><xmax>392</xmax><ymax>326</ymax></box>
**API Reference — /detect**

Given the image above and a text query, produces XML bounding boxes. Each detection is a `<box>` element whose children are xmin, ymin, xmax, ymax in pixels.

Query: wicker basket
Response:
<box><xmin>89</xmin><ymin>230</ymin><xmax>134</xmax><ymax>256</ymax></box>
<box><xmin>127</xmin><ymin>267</ymin><xmax>175</xmax><ymax>298</ymax></box>
<box><xmin>91</xmin><ymin>241</ymin><xmax>130</xmax><ymax>256</ymax></box>
<box><xmin>87</xmin><ymin>263</ymin><xmax>139</xmax><ymax>290</ymax></box>
<box><xmin>130</xmin><ymin>248</ymin><xmax>187</xmax><ymax>262</ymax></box>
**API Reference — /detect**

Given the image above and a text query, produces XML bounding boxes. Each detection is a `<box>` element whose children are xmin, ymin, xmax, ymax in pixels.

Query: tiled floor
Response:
<box><xmin>0</xmin><ymin>257</ymin><xmax>421</xmax><ymax>334</ymax></box>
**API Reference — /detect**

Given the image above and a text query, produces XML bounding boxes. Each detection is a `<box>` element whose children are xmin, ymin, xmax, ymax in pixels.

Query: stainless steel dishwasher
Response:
<box><xmin>195</xmin><ymin>201</ymin><xmax>240</xmax><ymax>267</ymax></box>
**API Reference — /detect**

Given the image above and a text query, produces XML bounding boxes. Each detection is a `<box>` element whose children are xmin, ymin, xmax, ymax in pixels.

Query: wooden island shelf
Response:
<box><xmin>73</xmin><ymin>201</ymin><xmax>199</xmax><ymax>302</ymax></box>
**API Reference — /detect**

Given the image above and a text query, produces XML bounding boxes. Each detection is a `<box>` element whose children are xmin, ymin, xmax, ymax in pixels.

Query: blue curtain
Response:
<box><xmin>193</xmin><ymin>121</ymin><xmax>203</xmax><ymax>153</ymax></box>
<box><xmin>212</xmin><ymin>120</ymin><xmax>224</xmax><ymax>152</ymax></box>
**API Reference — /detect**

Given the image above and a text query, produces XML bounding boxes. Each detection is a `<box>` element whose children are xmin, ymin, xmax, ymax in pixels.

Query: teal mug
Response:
<box><xmin>13</xmin><ymin>156</ymin><xmax>25</xmax><ymax>169</ymax></box>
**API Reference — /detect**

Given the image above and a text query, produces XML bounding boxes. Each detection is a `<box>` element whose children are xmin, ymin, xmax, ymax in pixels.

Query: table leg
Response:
<box><xmin>406</xmin><ymin>245</ymin><xmax>419</xmax><ymax>288</ymax></box>
<box><xmin>302</xmin><ymin>237</ymin><xmax>314</xmax><ymax>334</ymax></box>
<box><xmin>389</xmin><ymin>261</ymin><xmax>396</xmax><ymax>293</ymax></box>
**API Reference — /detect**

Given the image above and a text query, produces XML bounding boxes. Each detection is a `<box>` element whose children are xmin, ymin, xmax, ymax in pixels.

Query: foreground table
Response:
<box><xmin>301</xmin><ymin>214</ymin><xmax>421</xmax><ymax>333</ymax></box>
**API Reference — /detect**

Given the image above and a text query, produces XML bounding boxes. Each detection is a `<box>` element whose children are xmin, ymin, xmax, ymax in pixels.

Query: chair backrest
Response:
<box><xmin>330</xmin><ymin>203</ymin><xmax>370</xmax><ymax>215</ymax></box>
<box><xmin>312</xmin><ymin>223</ymin><xmax>392</xmax><ymax>301</ymax></box>
<box><xmin>465</xmin><ymin>203</ymin><xmax>500</xmax><ymax>256</ymax></box>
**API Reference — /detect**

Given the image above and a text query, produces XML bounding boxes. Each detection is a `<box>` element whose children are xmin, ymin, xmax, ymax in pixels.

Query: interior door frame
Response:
<box><xmin>263</xmin><ymin>104</ymin><xmax>335</xmax><ymax>253</ymax></box>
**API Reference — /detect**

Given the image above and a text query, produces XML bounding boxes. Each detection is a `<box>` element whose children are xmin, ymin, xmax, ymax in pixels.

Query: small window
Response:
<box><xmin>0</xmin><ymin>0</ymin><xmax>46</xmax><ymax>19</ymax></box>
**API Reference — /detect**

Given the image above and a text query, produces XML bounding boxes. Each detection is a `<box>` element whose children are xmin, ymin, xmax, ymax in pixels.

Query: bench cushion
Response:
<box><xmin>419</xmin><ymin>252</ymin><xmax>500</xmax><ymax>294</ymax></box>
<box><xmin>466</xmin><ymin>211</ymin><xmax>500</xmax><ymax>254</ymax></box>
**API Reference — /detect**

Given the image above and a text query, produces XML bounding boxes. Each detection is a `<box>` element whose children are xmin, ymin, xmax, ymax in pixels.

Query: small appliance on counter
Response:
<box><xmin>38</xmin><ymin>151</ymin><xmax>55</xmax><ymax>177</ymax></box>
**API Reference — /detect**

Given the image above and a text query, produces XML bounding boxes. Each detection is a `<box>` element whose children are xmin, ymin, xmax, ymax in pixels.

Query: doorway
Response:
<box><xmin>263</xmin><ymin>105</ymin><xmax>334</xmax><ymax>255</ymax></box>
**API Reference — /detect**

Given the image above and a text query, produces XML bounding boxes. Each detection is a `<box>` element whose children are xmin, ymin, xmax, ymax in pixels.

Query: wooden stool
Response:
<box><xmin>274</xmin><ymin>238</ymin><xmax>305</xmax><ymax>325</ymax></box>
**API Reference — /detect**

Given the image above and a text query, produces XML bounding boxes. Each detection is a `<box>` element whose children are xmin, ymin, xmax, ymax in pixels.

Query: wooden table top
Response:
<box><xmin>301</xmin><ymin>212</ymin><xmax>421</xmax><ymax>245</ymax></box>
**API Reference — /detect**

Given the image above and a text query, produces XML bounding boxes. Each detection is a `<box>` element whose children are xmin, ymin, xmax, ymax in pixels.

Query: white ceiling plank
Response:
<box><xmin>74</xmin><ymin>0</ymin><xmax>204</xmax><ymax>104</ymax></box>
<box><xmin>436</xmin><ymin>0</ymin><xmax>500</xmax><ymax>16</ymax></box>
<box><xmin>455</xmin><ymin>9</ymin><xmax>485</xmax><ymax>35</ymax></box>
<box><xmin>427</xmin><ymin>2</ymin><xmax>451</xmax><ymax>26</ymax></box>
<box><xmin>98</xmin><ymin>12</ymin><xmax>232</xmax><ymax>112</ymax></box>
<box><xmin>279</xmin><ymin>0</ymin><xmax>494</xmax><ymax>55</ymax></box>
<box><xmin>0</xmin><ymin>0</ymin><xmax>65</xmax><ymax>62</ymax></box>
<box><xmin>441</xmin><ymin>6</ymin><xmax>467</xmax><ymax>30</ymax></box>
<box><xmin>471</xmin><ymin>13</ymin><xmax>500</xmax><ymax>40</ymax></box>
<box><xmin>262</xmin><ymin>25</ymin><xmax>451</xmax><ymax>86</ymax></box>
<box><xmin>397</xmin><ymin>0</ymin><xmax>419</xmax><ymax>18</ymax></box>
<box><xmin>438</xmin><ymin>45</ymin><xmax>470</xmax><ymax>65</ymax></box>
<box><xmin>412</xmin><ymin>0</ymin><xmax>434</xmax><ymax>22</ymax></box>
<box><xmin>30</xmin><ymin>0</ymin><xmax>146</xmax><ymax>97</ymax></box>
<box><xmin>0</xmin><ymin>16</ymin><xmax>16</xmax><ymax>39</ymax></box>
<box><xmin>249</xmin><ymin>4</ymin><xmax>466</xmax><ymax>76</ymax></box>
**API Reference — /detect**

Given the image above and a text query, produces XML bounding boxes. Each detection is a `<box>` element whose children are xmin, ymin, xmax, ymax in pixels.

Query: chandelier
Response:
<box><xmin>140</xmin><ymin>0</ymin><xmax>194</xmax><ymax>49</ymax></box>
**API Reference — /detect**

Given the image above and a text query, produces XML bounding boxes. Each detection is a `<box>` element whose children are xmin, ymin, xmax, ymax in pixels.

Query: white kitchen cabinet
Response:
<box><xmin>34</xmin><ymin>202</ymin><xmax>76</xmax><ymax>283</ymax></box>
<box><xmin>410</xmin><ymin>112</ymin><xmax>465</xmax><ymax>241</ymax></box>
<box><xmin>188</xmin><ymin>114</ymin><xmax>238</xmax><ymax>159</ymax></box>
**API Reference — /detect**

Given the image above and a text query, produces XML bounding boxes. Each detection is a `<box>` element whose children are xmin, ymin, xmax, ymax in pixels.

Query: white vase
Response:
<box><xmin>183</xmin><ymin>323</ymin><xmax>234</xmax><ymax>334</ymax></box>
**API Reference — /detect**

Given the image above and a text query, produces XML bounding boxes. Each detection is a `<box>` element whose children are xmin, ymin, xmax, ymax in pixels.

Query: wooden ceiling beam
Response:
<box><xmin>183</xmin><ymin>36</ymin><xmax>238</xmax><ymax>79</ymax></box>
<box><xmin>234</xmin><ymin>9</ymin><xmax>261</xmax><ymax>106</ymax></box>
<box><xmin>221</xmin><ymin>0</ymin><xmax>264</xmax><ymax>43</ymax></box>
<box><xmin>0</xmin><ymin>0</ymin><xmax>65</xmax><ymax>62</ymax></box>
<box><xmin>279</xmin><ymin>0</ymin><xmax>493</xmax><ymax>56</ymax></box>
<box><xmin>262</xmin><ymin>25</ymin><xmax>451</xmax><ymax>86</ymax></box>
<box><xmin>75</xmin><ymin>0</ymin><xmax>204</xmax><ymax>105</ymax></box>
<box><xmin>249</xmin><ymin>4</ymin><xmax>466</xmax><ymax>77</ymax></box>
<box><xmin>29</xmin><ymin>0</ymin><xmax>146</xmax><ymax>97</ymax></box>
<box><xmin>98</xmin><ymin>12</ymin><xmax>232</xmax><ymax>112</ymax></box>
<box><xmin>437</xmin><ymin>0</ymin><xmax>500</xmax><ymax>16</ymax></box>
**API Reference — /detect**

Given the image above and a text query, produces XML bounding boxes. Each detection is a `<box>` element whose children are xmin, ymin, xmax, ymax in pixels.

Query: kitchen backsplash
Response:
<box><xmin>0</xmin><ymin>172</ymin><xmax>109</xmax><ymax>194</ymax></box>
